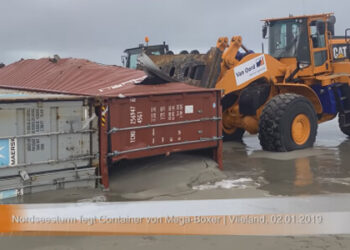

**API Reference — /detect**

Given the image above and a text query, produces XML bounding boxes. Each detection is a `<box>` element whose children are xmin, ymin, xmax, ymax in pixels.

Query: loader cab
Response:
<box><xmin>264</xmin><ymin>14</ymin><xmax>335</xmax><ymax>76</ymax></box>
<box><xmin>123</xmin><ymin>42</ymin><xmax>169</xmax><ymax>69</ymax></box>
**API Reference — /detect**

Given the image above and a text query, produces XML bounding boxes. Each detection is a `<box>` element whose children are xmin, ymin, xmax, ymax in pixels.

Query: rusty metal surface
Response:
<box><xmin>0</xmin><ymin>58</ymin><xmax>219</xmax><ymax>97</ymax></box>
<box><xmin>0</xmin><ymin>58</ymin><xmax>144</xmax><ymax>96</ymax></box>
<box><xmin>106</xmin><ymin>90</ymin><xmax>222</xmax><ymax>167</ymax></box>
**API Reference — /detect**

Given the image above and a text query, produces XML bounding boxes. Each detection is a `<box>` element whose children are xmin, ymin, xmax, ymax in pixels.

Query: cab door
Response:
<box><xmin>308</xmin><ymin>18</ymin><xmax>332</xmax><ymax>75</ymax></box>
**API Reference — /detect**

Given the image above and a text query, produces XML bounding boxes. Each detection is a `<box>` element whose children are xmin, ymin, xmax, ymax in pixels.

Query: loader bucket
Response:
<box><xmin>137</xmin><ymin>47</ymin><xmax>223</xmax><ymax>88</ymax></box>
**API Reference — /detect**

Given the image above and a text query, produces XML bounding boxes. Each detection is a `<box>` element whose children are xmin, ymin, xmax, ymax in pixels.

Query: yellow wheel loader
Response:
<box><xmin>128</xmin><ymin>13</ymin><xmax>350</xmax><ymax>152</ymax></box>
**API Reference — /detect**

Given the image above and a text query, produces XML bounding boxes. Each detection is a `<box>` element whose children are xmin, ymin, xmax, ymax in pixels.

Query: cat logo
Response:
<box><xmin>333</xmin><ymin>45</ymin><xmax>348</xmax><ymax>59</ymax></box>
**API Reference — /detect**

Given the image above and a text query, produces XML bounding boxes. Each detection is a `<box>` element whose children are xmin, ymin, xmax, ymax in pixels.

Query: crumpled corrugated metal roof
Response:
<box><xmin>0</xmin><ymin>58</ymin><xmax>207</xmax><ymax>97</ymax></box>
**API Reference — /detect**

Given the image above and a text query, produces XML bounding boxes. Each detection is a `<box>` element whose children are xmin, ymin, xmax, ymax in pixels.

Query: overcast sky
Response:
<box><xmin>0</xmin><ymin>0</ymin><xmax>348</xmax><ymax>65</ymax></box>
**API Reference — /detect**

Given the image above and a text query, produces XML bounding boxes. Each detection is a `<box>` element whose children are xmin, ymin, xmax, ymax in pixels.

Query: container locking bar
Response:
<box><xmin>108</xmin><ymin>117</ymin><xmax>221</xmax><ymax>134</ymax></box>
<box><xmin>107</xmin><ymin>136</ymin><xmax>222</xmax><ymax>157</ymax></box>
<box><xmin>0</xmin><ymin>155</ymin><xmax>96</xmax><ymax>169</ymax></box>
<box><xmin>0</xmin><ymin>129</ymin><xmax>96</xmax><ymax>140</ymax></box>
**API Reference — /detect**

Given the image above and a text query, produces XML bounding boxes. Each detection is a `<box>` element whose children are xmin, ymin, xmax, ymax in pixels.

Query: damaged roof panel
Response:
<box><xmin>0</xmin><ymin>58</ymin><xmax>214</xmax><ymax>97</ymax></box>
<box><xmin>0</xmin><ymin>58</ymin><xmax>141</xmax><ymax>96</ymax></box>
<box><xmin>0</xmin><ymin>58</ymin><xmax>148</xmax><ymax>96</ymax></box>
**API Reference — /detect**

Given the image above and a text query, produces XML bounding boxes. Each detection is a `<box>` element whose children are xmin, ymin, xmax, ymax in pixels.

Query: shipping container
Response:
<box><xmin>0</xmin><ymin>58</ymin><xmax>223</xmax><ymax>190</ymax></box>
<box><xmin>98</xmin><ymin>86</ymin><xmax>222</xmax><ymax>188</ymax></box>
<box><xmin>0</xmin><ymin>89</ymin><xmax>98</xmax><ymax>199</ymax></box>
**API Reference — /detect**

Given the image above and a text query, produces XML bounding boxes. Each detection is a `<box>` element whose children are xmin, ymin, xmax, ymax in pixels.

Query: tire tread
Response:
<box><xmin>259</xmin><ymin>93</ymin><xmax>317</xmax><ymax>151</ymax></box>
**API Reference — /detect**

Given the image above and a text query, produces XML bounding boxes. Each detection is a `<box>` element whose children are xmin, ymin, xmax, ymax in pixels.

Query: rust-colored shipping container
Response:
<box><xmin>0</xmin><ymin>58</ymin><xmax>223</xmax><ymax>189</ymax></box>
<box><xmin>99</xmin><ymin>89</ymin><xmax>222</xmax><ymax>188</ymax></box>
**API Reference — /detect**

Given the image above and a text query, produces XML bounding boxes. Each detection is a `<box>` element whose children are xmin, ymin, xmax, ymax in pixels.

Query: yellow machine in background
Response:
<box><xmin>128</xmin><ymin>13</ymin><xmax>350</xmax><ymax>152</ymax></box>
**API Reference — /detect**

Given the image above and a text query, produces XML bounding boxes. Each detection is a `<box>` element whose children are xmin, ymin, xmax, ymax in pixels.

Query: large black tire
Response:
<box><xmin>259</xmin><ymin>93</ymin><xmax>318</xmax><ymax>152</ymax></box>
<box><xmin>339</xmin><ymin>115</ymin><xmax>350</xmax><ymax>136</ymax></box>
<box><xmin>223</xmin><ymin>128</ymin><xmax>245</xmax><ymax>142</ymax></box>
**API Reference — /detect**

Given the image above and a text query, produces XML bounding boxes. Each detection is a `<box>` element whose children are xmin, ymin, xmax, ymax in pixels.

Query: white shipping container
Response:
<box><xmin>0</xmin><ymin>89</ymin><xmax>98</xmax><ymax>199</ymax></box>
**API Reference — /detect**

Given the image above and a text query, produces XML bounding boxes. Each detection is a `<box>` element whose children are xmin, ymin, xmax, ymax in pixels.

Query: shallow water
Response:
<box><xmin>222</xmin><ymin>119</ymin><xmax>350</xmax><ymax>196</ymax></box>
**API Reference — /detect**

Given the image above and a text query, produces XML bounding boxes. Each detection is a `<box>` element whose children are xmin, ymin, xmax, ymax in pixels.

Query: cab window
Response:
<box><xmin>310</xmin><ymin>21</ymin><xmax>326</xmax><ymax>48</ymax></box>
<box><xmin>129</xmin><ymin>54</ymin><xmax>139</xmax><ymax>69</ymax></box>
<box><xmin>310</xmin><ymin>20</ymin><xmax>327</xmax><ymax>67</ymax></box>
<box><xmin>269</xmin><ymin>19</ymin><xmax>310</xmax><ymax>63</ymax></box>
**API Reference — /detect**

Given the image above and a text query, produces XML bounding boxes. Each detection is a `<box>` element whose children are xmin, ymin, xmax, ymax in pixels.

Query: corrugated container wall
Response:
<box><xmin>99</xmin><ymin>89</ymin><xmax>222</xmax><ymax>188</ymax></box>
<box><xmin>0</xmin><ymin>90</ymin><xmax>98</xmax><ymax>199</ymax></box>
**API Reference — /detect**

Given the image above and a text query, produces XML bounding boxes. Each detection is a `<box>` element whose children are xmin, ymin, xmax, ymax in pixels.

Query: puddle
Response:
<box><xmin>192</xmin><ymin>178</ymin><xmax>264</xmax><ymax>191</ymax></box>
